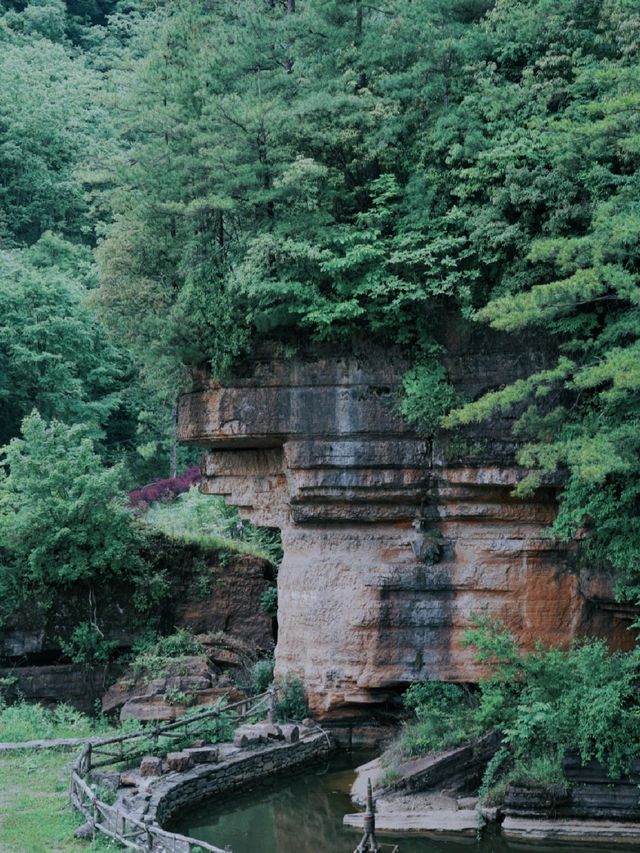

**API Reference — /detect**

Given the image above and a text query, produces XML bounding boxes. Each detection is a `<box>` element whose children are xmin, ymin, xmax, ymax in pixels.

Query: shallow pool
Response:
<box><xmin>171</xmin><ymin>752</ymin><xmax>636</xmax><ymax>853</ymax></box>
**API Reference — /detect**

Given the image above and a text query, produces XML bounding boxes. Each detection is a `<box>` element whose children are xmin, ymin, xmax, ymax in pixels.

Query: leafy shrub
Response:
<box><xmin>165</xmin><ymin>688</ymin><xmax>196</xmax><ymax>707</ymax></box>
<box><xmin>127</xmin><ymin>466</ymin><xmax>201</xmax><ymax>511</ymax></box>
<box><xmin>275</xmin><ymin>677</ymin><xmax>308</xmax><ymax>722</ymax></box>
<box><xmin>399</xmin><ymin>361</ymin><xmax>459</xmax><ymax>434</ymax></box>
<box><xmin>464</xmin><ymin>616</ymin><xmax>640</xmax><ymax>779</ymax></box>
<box><xmin>59</xmin><ymin>622</ymin><xmax>118</xmax><ymax>669</ymax></box>
<box><xmin>260</xmin><ymin>585</ymin><xmax>278</xmax><ymax>617</ymax></box>
<box><xmin>399</xmin><ymin>618</ymin><xmax>640</xmax><ymax>793</ymax></box>
<box><xmin>0</xmin><ymin>413</ymin><xmax>165</xmax><ymax>628</ymax></box>
<box><xmin>128</xmin><ymin>628</ymin><xmax>205</xmax><ymax>680</ymax></box>
<box><xmin>251</xmin><ymin>657</ymin><xmax>275</xmax><ymax>694</ymax></box>
<box><xmin>401</xmin><ymin>681</ymin><xmax>481</xmax><ymax>756</ymax></box>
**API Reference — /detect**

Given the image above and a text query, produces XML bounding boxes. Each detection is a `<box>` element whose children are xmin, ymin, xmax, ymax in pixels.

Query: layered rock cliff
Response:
<box><xmin>178</xmin><ymin>323</ymin><xmax>635</xmax><ymax>720</ymax></box>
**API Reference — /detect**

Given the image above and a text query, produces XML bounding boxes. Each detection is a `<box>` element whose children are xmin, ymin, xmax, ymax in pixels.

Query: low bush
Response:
<box><xmin>398</xmin><ymin>617</ymin><xmax>640</xmax><ymax>801</ymax></box>
<box><xmin>275</xmin><ymin>676</ymin><xmax>308</xmax><ymax>722</ymax></box>
<box><xmin>127</xmin><ymin>466</ymin><xmax>201</xmax><ymax>511</ymax></box>
<box><xmin>128</xmin><ymin>628</ymin><xmax>205</xmax><ymax>680</ymax></box>
<box><xmin>251</xmin><ymin>657</ymin><xmax>275</xmax><ymax>694</ymax></box>
<box><xmin>141</xmin><ymin>486</ymin><xmax>282</xmax><ymax>564</ymax></box>
<box><xmin>0</xmin><ymin>702</ymin><xmax>109</xmax><ymax>742</ymax></box>
<box><xmin>59</xmin><ymin>622</ymin><xmax>118</xmax><ymax>669</ymax></box>
<box><xmin>401</xmin><ymin>681</ymin><xmax>481</xmax><ymax>756</ymax></box>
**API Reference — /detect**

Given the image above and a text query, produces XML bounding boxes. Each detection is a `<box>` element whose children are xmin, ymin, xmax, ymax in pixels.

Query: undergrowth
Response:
<box><xmin>141</xmin><ymin>486</ymin><xmax>282</xmax><ymax>564</ymax></box>
<box><xmin>127</xmin><ymin>628</ymin><xmax>205</xmax><ymax>681</ymax></box>
<box><xmin>393</xmin><ymin>618</ymin><xmax>640</xmax><ymax>803</ymax></box>
<box><xmin>0</xmin><ymin>702</ymin><xmax>114</xmax><ymax>743</ymax></box>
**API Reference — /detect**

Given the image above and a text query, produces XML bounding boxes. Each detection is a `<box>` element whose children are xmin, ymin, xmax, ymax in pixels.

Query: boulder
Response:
<box><xmin>89</xmin><ymin>770</ymin><xmax>120</xmax><ymax>792</ymax></box>
<box><xmin>139</xmin><ymin>756</ymin><xmax>163</xmax><ymax>777</ymax></box>
<box><xmin>184</xmin><ymin>746</ymin><xmax>220</xmax><ymax>764</ymax></box>
<box><xmin>165</xmin><ymin>751</ymin><xmax>194</xmax><ymax>772</ymax></box>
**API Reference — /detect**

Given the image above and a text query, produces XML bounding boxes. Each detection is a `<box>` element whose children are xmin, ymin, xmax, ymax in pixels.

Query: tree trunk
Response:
<box><xmin>170</xmin><ymin>404</ymin><xmax>178</xmax><ymax>479</ymax></box>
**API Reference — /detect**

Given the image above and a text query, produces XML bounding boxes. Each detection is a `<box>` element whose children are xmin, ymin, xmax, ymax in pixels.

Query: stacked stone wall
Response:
<box><xmin>151</xmin><ymin>732</ymin><xmax>332</xmax><ymax>826</ymax></box>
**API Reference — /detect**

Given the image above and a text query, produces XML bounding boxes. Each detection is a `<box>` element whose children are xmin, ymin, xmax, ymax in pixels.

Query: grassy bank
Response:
<box><xmin>0</xmin><ymin>749</ymin><xmax>115</xmax><ymax>853</ymax></box>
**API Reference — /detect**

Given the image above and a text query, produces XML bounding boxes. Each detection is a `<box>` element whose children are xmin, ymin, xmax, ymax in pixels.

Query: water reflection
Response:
<box><xmin>172</xmin><ymin>752</ymin><xmax>636</xmax><ymax>853</ymax></box>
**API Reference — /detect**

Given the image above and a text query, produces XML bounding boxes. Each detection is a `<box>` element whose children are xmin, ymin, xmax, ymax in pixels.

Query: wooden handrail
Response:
<box><xmin>70</xmin><ymin>689</ymin><xmax>272</xmax><ymax>853</ymax></box>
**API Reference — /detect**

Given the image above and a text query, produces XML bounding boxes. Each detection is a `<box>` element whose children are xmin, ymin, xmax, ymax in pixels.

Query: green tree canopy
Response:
<box><xmin>0</xmin><ymin>412</ymin><xmax>149</xmax><ymax>614</ymax></box>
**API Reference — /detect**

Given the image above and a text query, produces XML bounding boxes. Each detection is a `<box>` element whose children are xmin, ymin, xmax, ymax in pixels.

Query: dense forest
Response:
<box><xmin>1</xmin><ymin>0</ymin><xmax>639</xmax><ymax>636</ymax></box>
<box><xmin>1</xmin><ymin>0</ymin><xmax>637</xmax><ymax>601</ymax></box>
<box><xmin>0</xmin><ymin>1</ymin><xmax>639</xmax><ymax>843</ymax></box>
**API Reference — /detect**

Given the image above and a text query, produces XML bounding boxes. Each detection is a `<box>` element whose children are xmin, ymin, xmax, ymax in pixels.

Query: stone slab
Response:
<box><xmin>502</xmin><ymin>817</ymin><xmax>640</xmax><ymax>845</ymax></box>
<box><xmin>343</xmin><ymin>809</ymin><xmax>478</xmax><ymax>836</ymax></box>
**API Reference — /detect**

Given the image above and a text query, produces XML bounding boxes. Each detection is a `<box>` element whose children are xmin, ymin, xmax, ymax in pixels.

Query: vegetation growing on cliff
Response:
<box><xmin>400</xmin><ymin>619</ymin><xmax>640</xmax><ymax>786</ymax></box>
<box><xmin>86</xmin><ymin>0</ymin><xmax>640</xmax><ymax>592</ymax></box>
<box><xmin>142</xmin><ymin>486</ymin><xmax>283</xmax><ymax>563</ymax></box>
<box><xmin>0</xmin><ymin>0</ymin><xmax>636</xmax><ymax>594</ymax></box>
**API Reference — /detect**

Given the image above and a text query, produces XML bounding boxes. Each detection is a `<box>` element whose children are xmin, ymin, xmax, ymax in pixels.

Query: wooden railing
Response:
<box><xmin>70</xmin><ymin>691</ymin><xmax>272</xmax><ymax>853</ymax></box>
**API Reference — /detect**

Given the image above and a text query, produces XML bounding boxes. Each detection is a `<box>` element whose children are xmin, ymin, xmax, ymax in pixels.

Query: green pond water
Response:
<box><xmin>171</xmin><ymin>752</ymin><xmax>635</xmax><ymax>853</ymax></box>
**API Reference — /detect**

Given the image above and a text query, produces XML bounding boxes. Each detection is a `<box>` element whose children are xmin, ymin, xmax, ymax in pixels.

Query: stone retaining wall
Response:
<box><xmin>150</xmin><ymin>731</ymin><xmax>332</xmax><ymax>827</ymax></box>
<box><xmin>504</xmin><ymin>752</ymin><xmax>640</xmax><ymax>821</ymax></box>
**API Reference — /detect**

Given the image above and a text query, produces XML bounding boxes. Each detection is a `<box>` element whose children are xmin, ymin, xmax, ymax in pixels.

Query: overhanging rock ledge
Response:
<box><xmin>178</xmin><ymin>332</ymin><xmax>634</xmax><ymax>720</ymax></box>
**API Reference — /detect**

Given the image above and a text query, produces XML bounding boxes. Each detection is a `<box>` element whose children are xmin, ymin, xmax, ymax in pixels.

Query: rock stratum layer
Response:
<box><xmin>178</xmin><ymin>327</ymin><xmax>635</xmax><ymax>719</ymax></box>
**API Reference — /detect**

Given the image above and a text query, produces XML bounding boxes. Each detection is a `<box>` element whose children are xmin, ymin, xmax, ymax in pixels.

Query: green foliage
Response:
<box><xmin>164</xmin><ymin>702</ymin><xmax>236</xmax><ymax>750</ymax></box>
<box><xmin>128</xmin><ymin>628</ymin><xmax>204</xmax><ymax>680</ymax></box>
<box><xmin>399</xmin><ymin>362</ymin><xmax>459</xmax><ymax>434</ymax></box>
<box><xmin>142</xmin><ymin>485</ymin><xmax>283</xmax><ymax>564</ymax></box>
<box><xmin>260</xmin><ymin>586</ymin><xmax>278</xmax><ymax>618</ymax></box>
<box><xmin>0</xmin><ymin>675</ymin><xmax>18</xmax><ymax>709</ymax></box>
<box><xmin>0</xmin><ymin>243</ymin><xmax>122</xmax><ymax>448</ymax></box>
<box><xmin>0</xmin><ymin>412</ymin><xmax>165</xmax><ymax>626</ymax></box>
<box><xmin>401</xmin><ymin>681</ymin><xmax>481</xmax><ymax>756</ymax></box>
<box><xmin>95</xmin><ymin>0</ymin><xmax>491</xmax><ymax>377</ymax></box>
<box><xmin>164</xmin><ymin>688</ymin><xmax>196</xmax><ymax>707</ymax></box>
<box><xmin>250</xmin><ymin>657</ymin><xmax>275</xmax><ymax>695</ymax></box>
<box><xmin>0</xmin><ymin>701</ymin><xmax>110</xmax><ymax>742</ymax></box>
<box><xmin>402</xmin><ymin>620</ymin><xmax>640</xmax><ymax>786</ymax></box>
<box><xmin>477</xmin><ymin>747</ymin><xmax>512</xmax><ymax>804</ymax></box>
<box><xmin>90</xmin><ymin>0</ymin><xmax>640</xmax><ymax>600</ymax></box>
<box><xmin>464</xmin><ymin>618</ymin><xmax>640</xmax><ymax>779</ymax></box>
<box><xmin>274</xmin><ymin>677</ymin><xmax>308</xmax><ymax>723</ymax></box>
<box><xmin>59</xmin><ymin>622</ymin><xmax>118</xmax><ymax>669</ymax></box>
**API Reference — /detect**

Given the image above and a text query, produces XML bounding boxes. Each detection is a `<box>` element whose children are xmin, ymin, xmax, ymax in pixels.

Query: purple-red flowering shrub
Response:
<box><xmin>128</xmin><ymin>466</ymin><xmax>200</xmax><ymax>512</ymax></box>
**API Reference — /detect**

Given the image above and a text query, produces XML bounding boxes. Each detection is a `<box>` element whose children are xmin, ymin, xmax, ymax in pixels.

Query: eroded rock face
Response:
<box><xmin>178</xmin><ymin>329</ymin><xmax>635</xmax><ymax>720</ymax></box>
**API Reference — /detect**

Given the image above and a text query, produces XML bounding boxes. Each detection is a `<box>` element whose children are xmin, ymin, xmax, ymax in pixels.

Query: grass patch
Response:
<box><xmin>0</xmin><ymin>749</ymin><xmax>117</xmax><ymax>852</ymax></box>
<box><xmin>141</xmin><ymin>486</ymin><xmax>282</xmax><ymax>563</ymax></box>
<box><xmin>128</xmin><ymin>627</ymin><xmax>206</xmax><ymax>681</ymax></box>
<box><xmin>0</xmin><ymin>703</ymin><xmax>111</xmax><ymax>743</ymax></box>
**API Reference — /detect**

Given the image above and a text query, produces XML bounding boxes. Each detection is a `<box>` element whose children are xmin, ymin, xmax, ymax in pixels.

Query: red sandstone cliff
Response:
<box><xmin>178</xmin><ymin>326</ymin><xmax>635</xmax><ymax>720</ymax></box>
